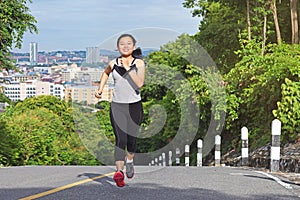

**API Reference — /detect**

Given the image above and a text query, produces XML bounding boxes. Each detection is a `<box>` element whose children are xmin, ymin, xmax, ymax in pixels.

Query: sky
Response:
<box><xmin>14</xmin><ymin>0</ymin><xmax>201</xmax><ymax>53</ymax></box>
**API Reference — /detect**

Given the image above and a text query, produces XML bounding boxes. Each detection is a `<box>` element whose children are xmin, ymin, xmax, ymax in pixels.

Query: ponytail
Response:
<box><xmin>132</xmin><ymin>47</ymin><xmax>143</xmax><ymax>59</ymax></box>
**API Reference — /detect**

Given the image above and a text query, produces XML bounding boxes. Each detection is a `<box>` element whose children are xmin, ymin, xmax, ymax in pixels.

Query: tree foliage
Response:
<box><xmin>183</xmin><ymin>0</ymin><xmax>300</xmax><ymax>153</ymax></box>
<box><xmin>273</xmin><ymin>78</ymin><xmax>300</xmax><ymax>143</ymax></box>
<box><xmin>138</xmin><ymin>34</ymin><xmax>226</xmax><ymax>163</ymax></box>
<box><xmin>0</xmin><ymin>0</ymin><xmax>38</xmax><ymax>69</ymax></box>
<box><xmin>226</xmin><ymin>41</ymin><xmax>300</xmax><ymax>148</ymax></box>
<box><xmin>0</xmin><ymin>96</ymin><xmax>99</xmax><ymax>166</ymax></box>
<box><xmin>183</xmin><ymin>0</ymin><xmax>246</xmax><ymax>73</ymax></box>
<box><xmin>72</xmin><ymin>101</ymin><xmax>116</xmax><ymax>165</ymax></box>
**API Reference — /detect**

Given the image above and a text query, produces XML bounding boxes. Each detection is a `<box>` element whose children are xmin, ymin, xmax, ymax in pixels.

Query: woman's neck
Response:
<box><xmin>119</xmin><ymin>55</ymin><xmax>134</xmax><ymax>68</ymax></box>
<box><xmin>121</xmin><ymin>55</ymin><xmax>133</xmax><ymax>59</ymax></box>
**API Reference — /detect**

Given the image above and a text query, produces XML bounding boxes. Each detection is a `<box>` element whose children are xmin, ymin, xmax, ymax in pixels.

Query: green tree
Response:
<box><xmin>0</xmin><ymin>117</ymin><xmax>17</xmax><ymax>166</ymax></box>
<box><xmin>0</xmin><ymin>0</ymin><xmax>38</xmax><ymax>69</ymax></box>
<box><xmin>0</xmin><ymin>95</ymin><xmax>99</xmax><ymax>166</ymax></box>
<box><xmin>183</xmin><ymin>0</ymin><xmax>246</xmax><ymax>73</ymax></box>
<box><xmin>72</xmin><ymin>100</ymin><xmax>115</xmax><ymax>165</ymax></box>
<box><xmin>4</xmin><ymin>108</ymin><xmax>62</xmax><ymax>165</ymax></box>
<box><xmin>0</xmin><ymin>93</ymin><xmax>11</xmax><ymax>104</ymax></box>
<box><xmin>139</xmin><ymin>34</ymin><xmax>227</xmax><ymax>164</ymax></box>
<box><xmin>9</xmin><ymin>95</ymin><xmax>75</xmax><ymax>136</ymax></box>
<box><xmin>226</xmin><ymin>41</ymin><xmax>300</xmax><ymax>148</ymax></box>
<box><xmin>273</xmin><ymin>78</ymin><xmax>300</xmax><ymax>143</ymax></box>
<box><xmin>183</xmin><ymin>0</ymin><xmax>300</xmax><ymax>71</ymax></box>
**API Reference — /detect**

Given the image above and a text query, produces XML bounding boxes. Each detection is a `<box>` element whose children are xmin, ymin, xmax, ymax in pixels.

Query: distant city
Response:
<box><xmin>11</xmin><ymin>42</ymin><xmax>155</xmax><ymax>67</ymax></box>
<box><xmin>0</xmin><ymin>42</ymin><xmax>156</xmax><ymax>108</ymax></box>
<box><xmin>13</xmin><ymin>42</ymin><xmax>121</xmax><ymax>67</ymax></box>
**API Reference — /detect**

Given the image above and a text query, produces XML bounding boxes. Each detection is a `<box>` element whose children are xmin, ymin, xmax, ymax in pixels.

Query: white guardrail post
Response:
<box><xmin>176</xmin><ymin>148</ymin><xmax>180</xmax><ymax>166</ymax></box>
<box><xmin>162</xmin><ymin>153</ymin><xmax>166</xmax><ymax>167</ymax></box>
<box><xmin>168</xmin><ymin>151</ymin><xmax>172</xmax><ymax>166</ymax></box>
<box><xmin>185</xmin><ymin>145</ymin><xmax>190</xmax><ymax>166</ymax></box>
<box><xmin>270</xmin><ymin>119</ymin><xmax>281</xmax><ymax>172</ymax></box>
<box><xmin>241</xmin><ymin>127</ymin><xmax>249</xmax><ymax>166</ymax></box>
<box><xmin>159</xmin><ymin>155</ymin><xmax>162</xmax><ymax>166</ymax></box>
<box><xmin>197</xmin><ymin>139</ymin><xmax>203</xmax><ymax>167</ymax></box>
<box><xmin>215</xmin><ymin>135</ymin><xmax>221</xmax><ymax>166</ymax></box>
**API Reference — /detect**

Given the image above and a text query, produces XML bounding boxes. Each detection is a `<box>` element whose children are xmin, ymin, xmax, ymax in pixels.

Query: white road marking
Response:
<box><xmin>255</xmin><ymin>171</ymin><xmax>293</xmax><ymax>190</ymax></box>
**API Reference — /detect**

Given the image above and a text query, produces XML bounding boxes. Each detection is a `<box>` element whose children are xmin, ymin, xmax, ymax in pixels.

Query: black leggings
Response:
<box><xmin>110</xmin><ymin>101</ymin><xmax>143</xmax><ymax>161</ymax></box>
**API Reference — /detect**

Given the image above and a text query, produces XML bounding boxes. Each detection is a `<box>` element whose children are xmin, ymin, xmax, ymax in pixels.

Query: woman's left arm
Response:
<box><xmin>127</xmin><ymin>59</ymin><xmax>145</xmax><ymax>88</ymax></box>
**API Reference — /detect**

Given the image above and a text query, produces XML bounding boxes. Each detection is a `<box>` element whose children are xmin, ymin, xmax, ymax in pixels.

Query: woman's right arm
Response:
<box><xmin>95</xmin><ymin>62</ymin><xmax>113</xmax><ymax>98</ymax></box>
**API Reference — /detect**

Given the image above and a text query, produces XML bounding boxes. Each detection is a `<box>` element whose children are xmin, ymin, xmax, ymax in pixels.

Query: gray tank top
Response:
<box><xmin>112</xmin><ymin>58</ymin><xmax>141</xmax><ymax>103</ymax></box>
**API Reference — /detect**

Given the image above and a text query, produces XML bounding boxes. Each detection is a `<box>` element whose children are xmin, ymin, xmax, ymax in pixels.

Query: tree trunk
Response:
<box><xmin>291</xmin><ymin>0</ymin><xmax>299</xmax><ymax>44</ymax></box>
<box><xmin>247</xmin><ymin>0</ymin><xmax>251</xmax><ymax>40</ymax></box>
<box><xmin>270</xmin><ymin>0</ymin><xmax>282</xmax><ymax>45</ymax></box>
<box><xmin>262</xmin><ymin>15</ymin><xmax>267</xmax><ymax>56</ymax></box>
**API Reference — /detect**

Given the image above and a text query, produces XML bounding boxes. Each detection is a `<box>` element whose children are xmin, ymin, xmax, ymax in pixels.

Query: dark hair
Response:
<box><xmin>117</xmin><ymin>33</ymin><xmax>143</xmax><ymax>59</ymax></box>
<box><xmin>132</xmin><ymin>47</ymin><xmax>143</xmax><ymax>59</ymax></box>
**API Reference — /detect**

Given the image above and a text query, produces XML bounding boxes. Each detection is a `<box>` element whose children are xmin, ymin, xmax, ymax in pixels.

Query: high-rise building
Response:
<box><xmin>30</xmin><ymin>42</ymin><xmax>38</xmax><ymax>65</ymax></box>
<box><xmin>86</xmin><ymin>47</ymin><xmax>100</xmax><ymax>64</ymax></box>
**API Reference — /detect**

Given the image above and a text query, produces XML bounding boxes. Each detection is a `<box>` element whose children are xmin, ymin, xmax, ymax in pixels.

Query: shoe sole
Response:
<box><xmin>113</xmin><ymin>172</ymin><xmax>125</xmax><ymax>187</ymax></box>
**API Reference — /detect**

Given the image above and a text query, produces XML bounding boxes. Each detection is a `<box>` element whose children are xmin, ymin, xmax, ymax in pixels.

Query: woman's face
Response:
<box><xmin>117</xmin><ymin>36</ymin><xmax>135</xmax><ymax>56</ymax></box>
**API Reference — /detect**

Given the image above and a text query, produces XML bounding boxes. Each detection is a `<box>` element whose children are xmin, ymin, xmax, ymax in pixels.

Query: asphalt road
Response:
<box><xmin>1</xmin><ymin>166</ymin><xmax>300</xmax><ymax>200</ymax></box>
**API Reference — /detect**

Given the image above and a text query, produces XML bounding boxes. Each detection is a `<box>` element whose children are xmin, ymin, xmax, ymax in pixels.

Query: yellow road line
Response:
<box><xmin>19</xmin><ymin>172</ymin><xmax>115</xmax><ymax>200</ymax></box>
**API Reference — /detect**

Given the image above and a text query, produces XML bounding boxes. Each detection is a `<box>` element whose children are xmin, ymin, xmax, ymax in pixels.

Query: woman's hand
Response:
<box><xmin>95</xmin><ymin>90</ymin><xmax>102</xmax><ymax>98</ymax></box>
<box><xmin>120</xmin><ymin>58</ymin><xmax>131</xmax><ymax>70</ymax></box>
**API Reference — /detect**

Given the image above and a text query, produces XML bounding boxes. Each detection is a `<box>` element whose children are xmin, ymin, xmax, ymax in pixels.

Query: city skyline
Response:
<box><xmin>13</xmin><ymin>0</ymin><xmax>200</xmax><ymax>53</ymax></box>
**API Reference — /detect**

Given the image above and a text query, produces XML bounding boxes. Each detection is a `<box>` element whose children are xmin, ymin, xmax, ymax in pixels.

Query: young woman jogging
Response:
<box><xmin>95</xmin><ymin>34</ymin><xmax>145</xmax><ymax>187</ymax></box>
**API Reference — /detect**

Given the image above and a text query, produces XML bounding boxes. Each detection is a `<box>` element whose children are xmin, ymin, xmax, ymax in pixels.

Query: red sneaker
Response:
<box><xmin>113</xmin><ymin>170</ymin><xmax>125</xmax><ymax>187</ymax></box>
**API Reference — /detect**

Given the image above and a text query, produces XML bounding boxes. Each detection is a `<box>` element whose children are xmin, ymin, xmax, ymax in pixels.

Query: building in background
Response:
<box><xmin>77</xmin><ymin>68</ymin><xmax>102</xmax><ymax>83</ymax></box>
<box><xmin>29</xmin><ymin>42</ymin><xmax>38</xmax><ymax>65</ymax></box>
<box><xmin>2</xmin><ymin>80</ymin><xmax>65</xmax><ymax>102</ymax></box>
<box><xmin>86</xmin><ymin>47</ymin><xmax>100</xmax><ymax>64</ymax></box>
<box><xmin>64</xmin><ymin>84</ymin><xmax>112</xmax><ymax>105</ymax></box>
